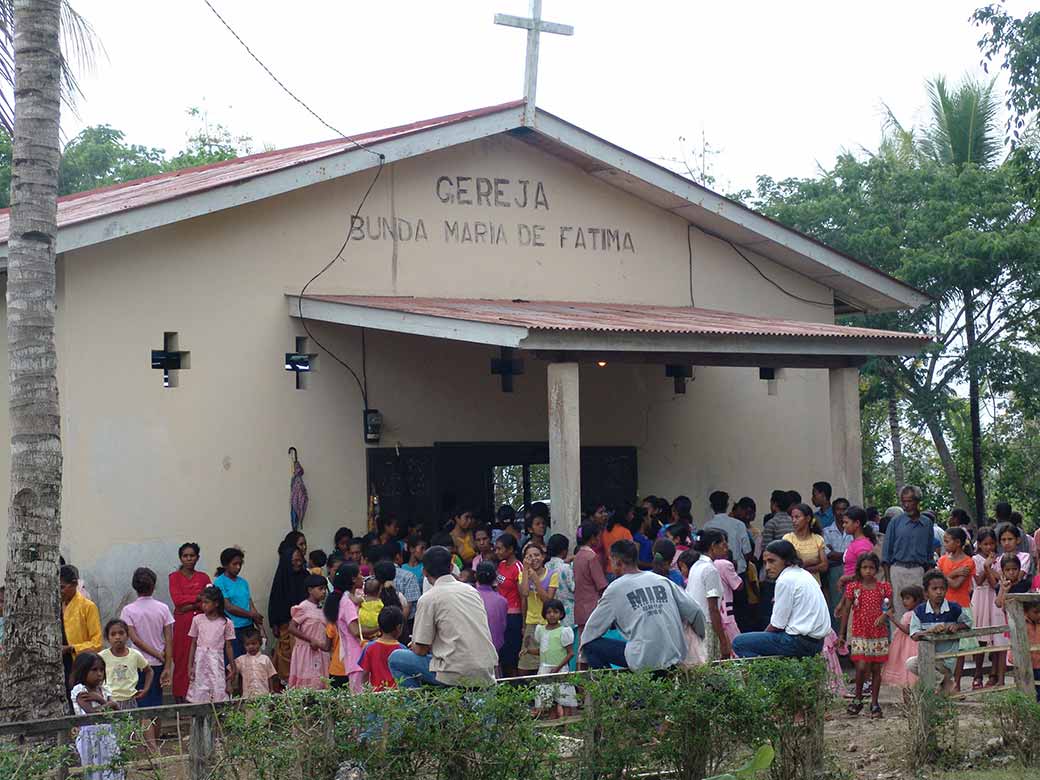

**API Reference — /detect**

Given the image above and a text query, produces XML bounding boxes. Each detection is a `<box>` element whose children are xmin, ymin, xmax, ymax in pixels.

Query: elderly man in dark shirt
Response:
<box><xmin>882</xmin><ymin>485</ymin><xmax>938</xmax><ymax>619</ymax></box>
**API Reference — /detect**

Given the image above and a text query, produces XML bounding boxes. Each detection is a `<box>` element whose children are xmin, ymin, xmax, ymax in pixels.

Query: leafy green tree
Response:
<box><xmin>752</xmin><ymin>129</ymin><xmax>1040</xmax><ymax>517</ymax></box>
<box><xmin>56</xmin><ymin>125</ymin><xmax>164</xmax><ymax>201</ymax></box>
<box><xmin>973</xmin><ymin>3</ymin><xmax>1040</xmax><ymax>142</ymax></box>
<box><xmin>0</xmin><ymin>108</ymin><xmax>253</xmax><ymax>207</ymax></box>
<box><xmin>164</xmin><ymin>106</ymin><xmax>253</xmax><ymax>171</ymax></box>
<box><xmin>885</xmin><ymin>76</ymin><xmax>1005</xmax><ymax>524</ymax></box>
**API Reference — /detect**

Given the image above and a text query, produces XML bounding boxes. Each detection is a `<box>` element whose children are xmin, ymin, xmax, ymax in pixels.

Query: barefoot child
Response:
<box><xmin>907</xmin><ymin>571</ymin><xmax>972</xmax><ymax>693</ymax></box>
<box><xmin>99</xmin><ymin>619</ymin><xmax>151</xmax><ymax>712</ymax></box>
<box><xmin>287</xmin><ymin>575</ymin><xmax>332</xmax><ymax>689</ymax></box>
<box><xmin>69</xmin><ymin>652</ymin><xmax>122</xmax><ymax>780</ymax></box>
<box><xmin>881</xmin><ymin>585</ymin><xmax>924</xmax><ymax>689</ymax></box>
<box><xmin>531</xmin><ymin>599</ymin><xmax>577</xmax><ymax>718</ymax></box>
<box><xmin>837</xmin><ymin>553</ymin><xmax>891</xmax><ymax>716</ymax></box>
<box><xmin>358</xmin><ymin>606</ymin><xmax>407</xmax><ymax>689</ymax></box>
<box><xmin>971</xmin><ymin>527</ymin><xmax>1006</xmax><ymax>688</ymax></box>
<box><xmin>234</xmin><ymin>627</ymin><xmax>278</xmax><ymax>698</ymax></box>
<box><xmin>186</xmin><ymin>586</ymin><xmax>235</xmax><ymax>703</ymax></box>
<box><xmin>995</xmin><ymin>554</ymin><xmax>1032</xmax><ymax>658</ymax></box>
<box><xmin>936</xmin><ymin>527</ymin><xmax>977</xmax><ymax>690</ymax></box>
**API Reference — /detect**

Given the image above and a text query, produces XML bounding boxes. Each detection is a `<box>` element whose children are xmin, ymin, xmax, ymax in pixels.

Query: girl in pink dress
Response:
<box><xmin>287</xmin><ymin>575</ymin><xmax>332</xmax><ymax>689</ymax></box>
<box><xmin>186</xmin><ymin>586</ymin><xmax>235</xmax><ymax>703</ymax></box>
<box><xmin>324</xmin><ymin>562</ymin><xmax>370</xmax><ymax>692</ymax></box>
<box><xmin>711</xmin><ymin>555</ymin><xmax>743</xmax><ymax>650</ymax></box>
<box><xmin>971</xmin><ymin>528</ymin><xmax>1006</xmax><ymax>688</ymax></box>
<box><xmin>881</xmin><ymin>584</ymin><xmax>923</xmax><ymax>689</ymax></box>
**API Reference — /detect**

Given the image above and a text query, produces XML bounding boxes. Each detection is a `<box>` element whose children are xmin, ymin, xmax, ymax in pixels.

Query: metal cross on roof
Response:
<box><xmin>495</xmin><ymin>1</ymin><xmax>574</xmax><ymax>126</ymax></box>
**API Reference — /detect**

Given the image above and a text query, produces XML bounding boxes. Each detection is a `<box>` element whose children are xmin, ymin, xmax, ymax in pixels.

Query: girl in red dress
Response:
<box><xmin>837</xmin><ymin>552</ymin><xmax>891</xmax><ymax>719</ymax></box>
<box><xmin>168</xmin><ymin>542</ymin><xmax>211</xmax><ymax>701</ymax></box>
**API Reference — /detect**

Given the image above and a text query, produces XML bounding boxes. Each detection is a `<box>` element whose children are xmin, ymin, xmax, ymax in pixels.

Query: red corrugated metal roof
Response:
<box><xmin>303</xmin><ymin>295</ymin><xmax>930</xmax><ymax>342</ymax></box>
<box><xmin>0</xmin><ymin>100</ymin><xmax>525</xmax><ymax>244</ymax></box>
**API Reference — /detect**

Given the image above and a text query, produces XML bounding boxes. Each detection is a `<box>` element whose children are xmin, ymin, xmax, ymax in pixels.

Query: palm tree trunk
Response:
<box><xmin>887</xmin><ymin>388</ymin><xmax>905</xmax><ymax>490</ymax></box>
<box><xmin>0</xmin><ymin>0</ymin><xmax>66</xmax><ymax>722</ymax></box>
<box><xmin>924</xmin><ymin>414</ymin><xmax>972</xmax><ymax>514</ymax></box>
<box><xmin>963</xmin><ymin>287</ymin><xmax>986</xmax><ymax>525</ymax></box>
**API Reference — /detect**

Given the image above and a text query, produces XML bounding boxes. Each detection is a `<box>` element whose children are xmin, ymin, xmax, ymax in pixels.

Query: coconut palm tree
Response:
<box><xmin>0</xmin><ymin>0</ymin><xmax>95</xmax><ymax>723</ymax></box>
<box><xmin>886</xmin><ymin>75</ymin><xmax>1005</xmax><ymax>525</ymax></box>
<box><xmin>0</xmin><ymin>0</ymin><xmax>97</xmax><ymax>135</ymax></box>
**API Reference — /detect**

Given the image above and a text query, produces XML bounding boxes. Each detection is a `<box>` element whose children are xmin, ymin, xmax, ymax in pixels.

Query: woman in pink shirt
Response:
<box><xmin>572</xmin><ymin>522</ymin><xmax>608</xmax><ymax>659</ymax></box>
<box><xmin>839</xmin><ymin>507</ymin><xmax>877</xmax><ymax>586</ymax></box>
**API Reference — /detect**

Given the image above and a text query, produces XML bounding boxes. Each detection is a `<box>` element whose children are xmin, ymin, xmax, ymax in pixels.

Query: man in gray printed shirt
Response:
<box><xmin>580</xmin><ymin>540</ymin><xmax>705</xmax><ymax>671</ymax></box>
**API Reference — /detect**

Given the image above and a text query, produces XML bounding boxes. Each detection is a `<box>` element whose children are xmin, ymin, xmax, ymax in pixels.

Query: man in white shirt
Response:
<box><xmin>732</xmin><ymin>540</ymin><xmax>830</xmax><ymax>658</ymax></box>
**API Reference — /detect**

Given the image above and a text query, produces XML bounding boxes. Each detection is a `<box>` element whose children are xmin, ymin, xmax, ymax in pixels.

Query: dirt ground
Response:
<box><xmin>822</xmin><ymin>682</ymin><xmax>1024</xmax><ymax>780</ymax></box>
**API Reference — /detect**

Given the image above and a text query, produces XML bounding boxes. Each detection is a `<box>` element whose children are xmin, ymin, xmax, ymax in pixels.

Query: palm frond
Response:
<box><xmin>0</xmin><ymin>0</ymin><xmax>103</xmax><ymax>136</ymax></box>
<box><xmin>922</xmin><ymin>74</ymin><xmax>1002</xmax><ymax>168</ymax></box>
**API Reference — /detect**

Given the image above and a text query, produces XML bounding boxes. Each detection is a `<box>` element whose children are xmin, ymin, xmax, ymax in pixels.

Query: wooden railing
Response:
<box><xmin>914</xmin><ymin>593</ymin><xmax>1040</xmax><ymax>699</ymax></box>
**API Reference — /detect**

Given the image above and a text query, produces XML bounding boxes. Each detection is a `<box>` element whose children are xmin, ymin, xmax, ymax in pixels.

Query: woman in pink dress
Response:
<box><xmin>286</xmin><ymin>575</ymin><xmax>332</xmax><ymax>689</ymax></box>
<box><xmin>324</xmin><ymin>562</ymin><xmax>369</xmax><ymax>692</ymax></box>
<box><xmin>881</xmin><ymin>585</ymin><xmax>923</xmax><ymax>689</ymax></box>
<box><xmin>169</xmin><ymin>542</ymin><xmax>211</xmax><ymax>701</ymax></box>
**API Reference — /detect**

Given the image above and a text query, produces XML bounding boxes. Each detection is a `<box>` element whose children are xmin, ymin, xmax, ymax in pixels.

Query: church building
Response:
<box><xmin>0</xmin><ymin>97</ymin><xmax>930</xmax><ymax>616</ymax></box>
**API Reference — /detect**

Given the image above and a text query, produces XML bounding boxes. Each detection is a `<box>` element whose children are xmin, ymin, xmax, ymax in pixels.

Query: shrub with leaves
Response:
<box><xmin>743</xmin><ymin>657</ymin><xmax>829</xmax><ymax>780</ymax></box>
<box><xmin>988</xmin><ymin>690</ymin><xmax>1040</xmax><ymax>767</ymax></box>
<box><xmin>659</xmin><ymin>665</ymin><xmax>772</xmax><ymax>780</ymax></box>
<box><xmin>905</xmin><ymin>684</ymin><xmax>959</xmax><ymax>767</ymax></box>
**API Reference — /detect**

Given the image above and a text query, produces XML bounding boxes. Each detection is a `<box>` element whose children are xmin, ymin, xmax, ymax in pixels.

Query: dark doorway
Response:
<box><xmin>366</xmin><ymin>442</ymin><xmax>636</xmax><ymax>537</ymax></box>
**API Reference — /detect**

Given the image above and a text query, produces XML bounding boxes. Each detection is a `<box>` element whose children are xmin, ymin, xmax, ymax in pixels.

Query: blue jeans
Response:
<box><xmin>582</xmin><ymin>637</ymin><xmax>629</xmax><ymax>669</ymax></box>
<box><xmin>388</xmin><ymin>648</ymin><xmax>444</xmax><ymax>689</ymax></box>
<box><xmin>732</xmin><ymin>631</ymin><xmax>823</xmax><ymax>658</ymax></box>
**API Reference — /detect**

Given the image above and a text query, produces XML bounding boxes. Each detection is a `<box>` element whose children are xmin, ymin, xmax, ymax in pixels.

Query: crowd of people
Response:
<box><xmin>51</xmin><ymin>484</ymin><xmax>1040</xmax><ymax>777</ymax></box>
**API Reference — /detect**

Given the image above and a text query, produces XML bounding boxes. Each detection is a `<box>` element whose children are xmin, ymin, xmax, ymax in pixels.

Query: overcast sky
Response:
<box><xmin>64</xmin><ymin>0</ymin><xmax>1027</xmax><ymax>194</ymax></box>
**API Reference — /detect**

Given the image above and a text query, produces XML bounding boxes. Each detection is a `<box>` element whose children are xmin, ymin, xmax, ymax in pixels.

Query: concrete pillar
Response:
<box><xmin>548</xmin><ymin>362</ymin><xmax>581</xmax><ymax>544</ymax></box>
<box><xmin>829</xmin><ymin>366</ymin><xmax>863</xmax><ymax>504</ymax></box>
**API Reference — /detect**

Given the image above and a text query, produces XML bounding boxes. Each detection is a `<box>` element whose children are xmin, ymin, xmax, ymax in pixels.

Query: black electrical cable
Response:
<box><xmin>297</xmin><ymin>158</ymin><xmax>385</xmax><ymax>408</ymax></box>
<box><xmin>724</xmin><ymin>238</ymin><xmax>833</xmax><ymax>308</ymax></box>
<box><xmin>202</xmin><ymin>0</ymin><xmax>386</xmax><ymax>407</ymax></box>
<box><xmin>202</xmin><ymin>0</ymin><xmax>381</xmax><ymax>158</ymax></box>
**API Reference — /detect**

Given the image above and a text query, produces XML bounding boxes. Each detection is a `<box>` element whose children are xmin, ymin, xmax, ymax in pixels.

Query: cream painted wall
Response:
<box><xmin>0</xmin><ymin>132</ymin><xmax>839</xmax><ymax>622</ymax></box>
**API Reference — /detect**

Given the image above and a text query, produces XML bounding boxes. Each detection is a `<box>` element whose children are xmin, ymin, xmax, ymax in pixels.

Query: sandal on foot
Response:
<box><xmin>869</xmin><ymin>704</ymin><xmax>883</xmax><ymax>719</ymax></box>
<box><xmin>846</xmin><ymin>700</ymin><xmax>864</xmax><ymax>716</ymax></box>
<box><xmin>972</xmin><ymin>679</ymin><xmax>984</xmax><ymax>690</ymax></box>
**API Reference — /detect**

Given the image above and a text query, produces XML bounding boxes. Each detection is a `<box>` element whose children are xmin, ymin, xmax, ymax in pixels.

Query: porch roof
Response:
<box><xmin>287</xmin><ymin>294</ymin><xmax>929</xmax><ymax>368</ymax></box>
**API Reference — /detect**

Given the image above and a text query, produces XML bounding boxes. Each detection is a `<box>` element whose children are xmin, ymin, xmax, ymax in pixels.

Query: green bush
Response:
<box><xmin>0</xmin><ymin>658</ymin><xmax>830</xmax><ymax>780</ymax></box>
<box><xmin>905</xmin><ymin>684</ymin><xmax>960</xmax><ymax>767</ymax></box>
<box><xmin>743</xmin><ymin>657</ymin><xmax>830</xmax><ymax>780</ymax></box>
<box><xmin>988</xmin><ymin>690</ymin><xmax>1040</xmax><ymax>767</ymax></box>
<box><xmin>0</xmin><ymin>739</ymin><xmax>71</xmax><ymax>780</ymax></box>
<box><xmin>659</xmin><ymin>665</ymin><xmax>773</xmax><ymax>780</ymax></box>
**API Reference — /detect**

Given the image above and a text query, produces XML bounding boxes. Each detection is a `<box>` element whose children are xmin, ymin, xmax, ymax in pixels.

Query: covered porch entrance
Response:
<box><xmin>289</xmin><ymin>294</ymin><xmax>930</xmax><ymax>542</ymax></box>
<box><xmin>366</xmin><ymin>442</ymin><xmax>636</xmax><ymax>538</ymax></box>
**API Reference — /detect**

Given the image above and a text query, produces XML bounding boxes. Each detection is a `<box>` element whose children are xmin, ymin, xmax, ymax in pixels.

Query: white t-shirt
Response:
<box><xmin>771</xmin><ymin>565</ymin><xmax>831</xmax><ymax>639</ymax></box>
<box><xmin>685</xmin><ymin>556</ymin><xmax>722</xmax><ymax>615</ymax></box>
